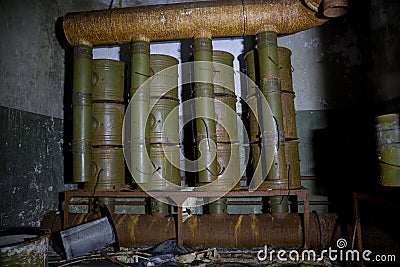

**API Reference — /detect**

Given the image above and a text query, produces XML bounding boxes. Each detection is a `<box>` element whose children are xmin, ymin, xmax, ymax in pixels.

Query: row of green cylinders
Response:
<box><xmin>71</xmin><ymin>33</ymin><xmax>302</xmax><ymax>215</ymax></box>
<box><xmin>243</xmin><ymin>32</ymin><xmax>302</xmax><ymax>213</ymax></box>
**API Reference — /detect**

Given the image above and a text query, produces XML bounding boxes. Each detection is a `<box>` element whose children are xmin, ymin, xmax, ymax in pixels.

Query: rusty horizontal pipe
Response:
<box><xmin>42</xmin><ymin>212</ymin><xmax>340</xmax><ymax>250</ymax></box>
<box><xmin>63</xmin><ymin>0</ymin><xmax>328</xmax><ymax>46</ymax></box>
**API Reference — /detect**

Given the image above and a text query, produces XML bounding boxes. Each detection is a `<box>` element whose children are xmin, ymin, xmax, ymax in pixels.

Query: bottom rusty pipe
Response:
<box><xmin>42</xmin><ymin>212</ymin><xmax>341</xmax><ymax>250</ymax></box>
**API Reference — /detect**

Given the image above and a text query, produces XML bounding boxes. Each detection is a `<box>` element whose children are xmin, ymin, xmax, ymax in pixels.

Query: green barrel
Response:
<box><xmin>244</xmin><ymin>51</ymin><xmax>261</xmax><ymax>143</ymax></box>
<box><xmin>282</xmin><ymin>90</ymin><xmax>298</xmax><ymax>140</ymax></box>
<box><xmin>247</xmin><ymin>95</ymin><xmax>261</xmax><ymax>143</ymax></box>
<box><xmin>257</xmin><ymin>31</ymin><xmax>287</xmax><ymax>188</ymax></box>
<box><xmin>72</xmin><ymin>44</ymin><xmax>92</xmax><ymax>183</ymax></box>
<box><xmin>150</xmin><ymin>144</ymin><xmax>181</xmax><ymax>188</ymax></box>
<box><xmin>215</xmin><ymin>95</ymin><xmax>239</xmax><ymax>143</ymax></box>
<box><xmin>277</xmin><ymin>47</ymin><xmax>294</xmax><ymax>93</ymax></box>
<box><xmin>244</xmin><ymin>50</ymin><xmax>258</xmax><ymax>98</ymax></box>
<box><xmin>209</xmin><ymin>198</ymin><xmax>227</xmax><ymax>214</ymax></box>
<box><xmin>130</xmin><ymin>141</ymin><xmax>152</xmax><ymax>184</ymax></box>
<box><xmin>269</xmin><ymin>196</ymin><xmax>289</xmax><ymax>214</ymax></box>
<box><xmin>213</xmin><ymin>50</ymin><xmax>235</xmax><ymax>96</ymax></box>
<box><xmin>130</xmin><ymin>40</ymin><xmax>152</xmax><ymax>185</ymax></box>
<box><xmin>150</xmin><ymin>54</ymin><xmax>179</xmax><ymax>100</ymax></box>
<box><xmin>92</xmin><ymin>59</ymin><xmax>125</xmax><ymax>102</ymax></box>
<box><xmin>0</xmin><ymin>228</ymin><xmax>49</xmax><ymax>266</ymax></box>
<box><xmin>85</xmin><ymin>147</ymin><xmax>126</xmax><ymax>191</ymax></box>
<box><xmin>250</xmin><ymin>142</ymin><xmax>261</xmax><ymax>179</ymax></box>
<box><xmin>92</xmin><ymin>103</ymin><xmax>125</xmax><ymax>146</ymax></box>
<box><xmin>375</xmin><ymin>113</ymin><xmax>400</xmax><ymax>186</ymax></box>
<box><xmin>285</xmin><ymin>140</ymin><xmax>301</xmax><ymax>189</ymax></box>
<box><xmin>150</xmin><ymin>198</ymin><xmax>169</xmax><ymax>215</ymax></box>
<box><xmin>149</xmin><ymin>98</ymin><xmax>180</xmax><ymax>144</ymax></box>
<box><xmin>213</xmin><ymin>143</ymin><xmax>241</xmax><ymax>191</ymax></box>
<box><xmin>194</xmin><ymin>37</ymin><xmax>218</xmax><ymax>184</ymax></box>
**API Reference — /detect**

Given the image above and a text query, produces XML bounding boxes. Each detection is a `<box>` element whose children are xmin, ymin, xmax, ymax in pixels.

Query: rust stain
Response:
<box><xmin>129</xmin><ymin>215</ymin><xmax>140</xmax><ymax>245</ymax></box>
<box><xmin>189</xmin><ymin>216</ymin><xmax>198</xmax><ymax>240</ymax></box>
<box><xmin>234</xmin><ymin>215</ymin><xmax>243</xmax><ymax>246</ymax></box>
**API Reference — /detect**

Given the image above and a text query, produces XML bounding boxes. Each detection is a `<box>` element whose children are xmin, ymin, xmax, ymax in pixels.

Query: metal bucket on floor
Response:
<box><xmin>92</xmin><ymin>59</ymin><xmax>125</xmax><ymax>102</ymax></box>
<box><xmin>60</xmin><ymin>215</ymin><xmax>119</xmax><ymax>260</ymax></box>
<box><xmin>285</xmin><ymin>140</ymin><xmax>301</xmax><ymax>189</ymax></box>
<box><xmin>0</xmin><ymin>228</ymin><xmax>49</xmax><ymax>266</ymax></box>
<box><xmin>213</xmin><ymin>50</ymin><xmax>235</xmax><ymax>96</ymax></box>
<box><xmin>215</xmin><ymin>96</ymin><xmax>238</xmax><ymax>143</ymax></box>
<box><xmin>85</xmin><ymin>147</ymin><xmax>126</xmax><ymax>191</ymax></box>
<box><xmin>282</xmin><ymin>90</ymin><xmax>298</xmax><ymax>140</ymax></box>
<box><xmin>375</xmin><ymin>113</ymin><xmax>400</xmax><ymax>186</ymax></box>
<box><xmin>150</xmin><ymin>54</ymin><xmax>179</xmax><ymax>100</ymax></box>
<box><xmin>149</xmin><ymin>98</ymin><xmax>180</xmax><ymax>144</ymax></box>
<box><xmin>92</xmin><ymin>102</ymin><xmax>125</xmax><ymax>146</ymax></box>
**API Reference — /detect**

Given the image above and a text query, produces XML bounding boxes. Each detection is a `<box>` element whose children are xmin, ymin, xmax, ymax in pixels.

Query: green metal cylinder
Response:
<box><xmin>269</xmin><ymin>196</ymin><xmax>289</xmax><ymax>214</ymax></box>
<box><xmin>282</xmin><ymin>91</ymin><xmax>298</xmax><ymax>140</ymax></box>
<box><xmin>244</xmin><ymin>50</ymin><xmax>258</xmax><ymax>98</ymax></box>
<box><xmin>150</xmin><ymin>198</ymin><xmax>169</xmax><ymax>215</ymax></box>
<box><xmin>0</xmin><ymin>228</ymin><xmax>49</xmax><ymax>266</ymax></box>
<box><xmin>130</xmin><ymin>141</ymin><xmax>152</xmax><ymax>184</ymax></box>
<box><xmin>285</xmin><ymin>140</ymin><xmax>301</xmax><ymax>189</ymax></box>
<box><xmin>209</xmin><ymin>198</ymin><xmax>227</xmax><ymax>214</ymax></box>
<box><xmin>215</xmin><ymin>143</ymin><xmax>241</xmax><ymax>191</ymax></box>
<box><xmin>72</xmin><ymin>44</ymin><xmax>92</xmax><ymax>183</ymax></box>
<box><xmin>250</xmin><ymin>142</ymin><xmax>261</xmax><ymax>179</ymax></box>
<box><xmin>130</xmin><ymin>40</ymin><xmax>152</xmax><ymax>184</ymax></box>
<box><xmin>92</xmin><ymin>59</ymin><xmax>125</xmax><ymax>102</ymax></box>
<box><xmin>85</xmin><ymin>147</ymin><xmax>126</xmax><ymax>191</ymax></box>
<box><xmin>149</xmin><ymin>98</ymin><xmax>180</xmax><ymax>144</ymax></box>
<box><xmin>213</xmin><ymin>50</ymin><xmax>235</xmax><ymax>96</ymax></box>
<box><xmin>244</xmin><ymin>51</ymin><xmax>261</xmax><ymax>144</ymax></box>
<box><xmin>150</xmin><ymin>144</ymin><xmax>181</xmax><ymax>188</ymax></box>
<box><xmin>375</xmin><ymin>113</ymin><xmax>400</xmax><ymax>186</ymax></box>
<box><xmin>247</xmin><ymin>97</ymin><xmax>261</xmax><ymax>144</ymax></box>
<box><xmin>194</xmin><ymin>37</ymin><xmax>218</xmax><ymax>184</ymax></box>
<box><xmin>92</xmin><ymin>103</ymin><xmax>125</xmax><ymax>146</ymax></box>
<box><xmin>277</xmin><ymin>47</ymin><xmax>294</xmax><ymax>93</ymax></box>
<box><xmin>150</xmin><ymin>54</ymin><xmax>179</xmax><ymax>100</ymax></box>
<box><xmin>215</xmin><ymin>95</ymin><xmax>239</xmax><ymax>143</ymax></box>
<box><xmin>257</xmin><ymin>31</ymin><xmax>287</xmax><ymax>186</ymax></box>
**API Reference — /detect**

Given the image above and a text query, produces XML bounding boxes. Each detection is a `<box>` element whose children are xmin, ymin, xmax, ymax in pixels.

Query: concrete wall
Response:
<box><xmin>1</xmin><ymin>0</ymin><xmax>399</xmax><ymax>227</ymax></box>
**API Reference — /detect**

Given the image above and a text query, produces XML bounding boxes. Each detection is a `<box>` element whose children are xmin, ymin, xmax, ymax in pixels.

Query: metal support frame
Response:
<box><xmin>63</xmin><ymin>187</ymin><xmax>310</xmax><ymax>248</ymax></box>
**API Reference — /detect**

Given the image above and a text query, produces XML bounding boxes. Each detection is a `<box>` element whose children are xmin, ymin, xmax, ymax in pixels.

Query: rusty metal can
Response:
<box><xmin>215</xmin><ymin>96</ymin><xmax>238</xmax><ymax>143</ymax></box>
<box><xmin>213</xmin><ymin>50</ymin><xmax>235</xmax><ymax>96</ymax></box>
<box><xmin>0</xmin><ymin>228</ymin><xmax>49</xmax><ymax>266</ymax></box>
<box><xmin>150</xmin><ymin>54</ymin><xmax>179</xmax><ymax>100</ymax></box>
<box><xmin>92</xmin><ymin>103</ymin><xmax>125</xmax><ymax>146</ymax></box>
<box><xmin>375</xmin><ymin>113</ymin><xmax>400</xmax><ymax>186</ymax></box>
<box><xmin>285</xmin><ymin>140</ymin><xmax>301</xmax><ymax>189</ymax></box>
<box><xmin>282</xmin><ymin>90</ymin><xmax>298</xmax><ymax>140</ymax></box>
<box><xmin>92</xmin><ymin>59</ymin><xmax>125</xmax><ymax>102</ymax></box>
<box><xmin>149</xmin><ymin>98</ymin><xmax>180</xmax><ymax>144</ymax></box>
<box><xmin>85</xmin><ymin>147</ymin><xmax>126</xmax><ymax>191</ymax></box>
<box><xmin>150</xmin><ymin>144</ymin><xmax>181</xmax><ymax>188</ymax></box>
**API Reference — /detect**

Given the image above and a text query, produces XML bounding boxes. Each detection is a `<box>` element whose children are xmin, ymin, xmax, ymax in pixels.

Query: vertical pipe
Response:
<box><xmin>257</xmin><ymin>31</ymin><xmax>288</xmax><ymax>213</ymax></box>
<box><xmin>193</xmin><ymin>35</ymin><xmax>218</xmax><ymax>185</ymax></box>
<box><xmin>72</xmin><ymin>44</ymin><xmax>93</xmax><ymax>183</ymax></box>
<box><xmin>244</xmin><ymin>50</ymin><xmax>261</xmax><ymax>180</ymax></box>
<box><xmin>130</xmin><ymin>39</ymin><xmax>152</xmax><ymax>185</ymax></box>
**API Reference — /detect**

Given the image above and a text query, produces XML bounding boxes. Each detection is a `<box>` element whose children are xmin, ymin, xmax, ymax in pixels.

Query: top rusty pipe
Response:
<box><xmin>63</xmin><ymin>0</ymin><xmax>328</xmax><ymax>46</ymax></box>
